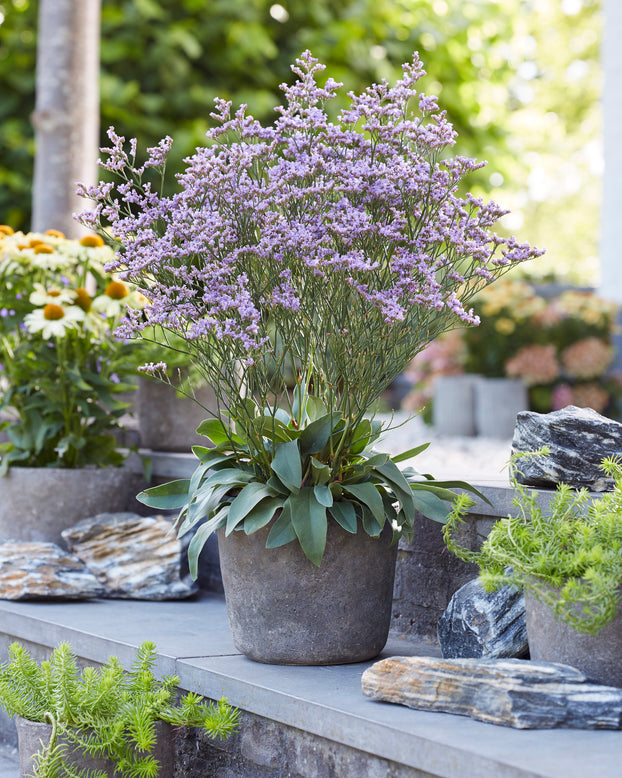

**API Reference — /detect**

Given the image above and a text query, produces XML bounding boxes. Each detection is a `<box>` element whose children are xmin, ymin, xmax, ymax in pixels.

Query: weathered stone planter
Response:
<box><xmin>137</xmin><ymin>377</ymin><xmax>217</xmax><ymax>452</ymax></box>
<box><xmin>218</xmin><ymin>521</ymin><xmax>398</xmax><ymax>665</ymax></box>
<box><xmin>16</xmin><ymin>716</ymin><xmax>174</xmax><ymax>777</ymax></box>
<box><xmin>0</xmin><ymin>466</ymin><xmax>133</xmax><ymax>545</ymax></box>
<box><xmin>525</xmin><ymin>590</ymin><xmax>622</xmax><ymax>687</ymax></box>
<box><xmin>474</xmin><ymin>377</ymin><xmax>528</xmax><ymax>439</ymax></box>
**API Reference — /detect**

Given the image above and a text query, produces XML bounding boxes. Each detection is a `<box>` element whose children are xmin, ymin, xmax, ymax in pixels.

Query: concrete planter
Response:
<box><xmin>218</xmin><ymin>521</ymin><xmax>398</xmax><ymax>665</ymax></box>
<box><xmin>16</xmin><ymin>716</ymin><xmax>174</xmax><ymax>777</ymax></box>
<box><xmin>0</xmin><ymin>466</ymin><xmax>133</xmax><ymax>545</ymax></box>
<box><xmin>137</xmin><ymin>377</ymin><xmax>218</xmax><ymax>452</ymax></box>
<box><xmin>525</xmin><ymin>590</ymin><xmax>622</xmax><ymax>687</ymax></box>
<box><xmin>432</xmin><ymin>375</ymin><xmax>478</xmax><ymax>436</ymax></box>
<box><xmin>474</xmin><ymin>377</ymin><xmax>528</xmax><ymax>439</ymax></box>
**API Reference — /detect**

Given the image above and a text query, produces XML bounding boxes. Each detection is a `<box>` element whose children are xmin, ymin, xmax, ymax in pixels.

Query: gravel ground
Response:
<box><xmin>375</xmin><ymin>412</ymin><xmax>513</xmax><ymax>484</ymax></box>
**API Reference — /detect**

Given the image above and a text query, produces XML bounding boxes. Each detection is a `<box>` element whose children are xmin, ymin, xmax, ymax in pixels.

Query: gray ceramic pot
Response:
<box><xmin>137</xmin><ymin>377</ymin><xmax>217</xmax><ymax>452</ymax></box>
<box><xmin>525</xmin><ymin>590</ymin><xmax>622</xmax><ymax>687</ymax></box>
<box><xmin>16</xmin><ymin>716</ymin><xmax>174</xmax><ymax>777</ymax></box>
<box><xmin>0</xmin><ymin>466</ymin><xmax>133</xmax><ymax>545</ymax></box>
<box><xmin>218</xmin><ymin>520</ymin><xmax>398</xmax><ymax>665</ymax></box>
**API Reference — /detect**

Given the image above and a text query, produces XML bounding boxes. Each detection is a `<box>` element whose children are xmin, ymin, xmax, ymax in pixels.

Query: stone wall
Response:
<box><xmin>174</xmin><ymin>709</ymin><xmax>436</xmax><ymax>778</ymax></box>
<box><xmin>391</xmin><ymin>510</ymin><xmax>494</xmax><ymax>641</ymax></box>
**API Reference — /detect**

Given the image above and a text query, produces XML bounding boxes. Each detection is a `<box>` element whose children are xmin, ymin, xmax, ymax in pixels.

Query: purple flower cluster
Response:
<box><xmin>78</xmin><ymin>50</ymin><xmax>543</xmax><ymax>416</ymax></box>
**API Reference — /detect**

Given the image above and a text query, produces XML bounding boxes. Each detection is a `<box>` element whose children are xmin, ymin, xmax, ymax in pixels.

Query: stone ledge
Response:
<box><xmin>0</xmin><ymin>596</ymin><xmax>620</xmax><ymax>778</ymax></box>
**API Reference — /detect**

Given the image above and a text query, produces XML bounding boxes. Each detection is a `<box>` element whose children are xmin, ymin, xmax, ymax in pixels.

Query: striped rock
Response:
<box><xmin>62</xmin><ymin>512</ymin><xmax>198</xmax><ymax>600</ymax></box>
<box><xmin>0</xmin><ymin>541</ymin><xmax>103</xmax><ymax>600</ymax></box>
<box><xmin>362</xmin><ymin>656</ymin><xmax>622</xmax><ymax>729</ymax></box>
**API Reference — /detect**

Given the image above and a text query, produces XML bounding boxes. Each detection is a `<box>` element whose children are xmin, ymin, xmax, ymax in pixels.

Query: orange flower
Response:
<box><xmin>0</xmin><ymin>224</ymin><xmax>14</xmax><ymax>236</ymax></box>
<box><xmin>44</xmin><ymin>229</ymin><xmax>65</xmax><ymax>239</ymax></box>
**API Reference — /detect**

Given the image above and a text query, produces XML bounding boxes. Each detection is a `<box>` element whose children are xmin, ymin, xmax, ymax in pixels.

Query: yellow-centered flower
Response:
<box><xmin>24</xmin><ymin>303</ymin><xmax>85</xmax><ymax>339</ymax></box>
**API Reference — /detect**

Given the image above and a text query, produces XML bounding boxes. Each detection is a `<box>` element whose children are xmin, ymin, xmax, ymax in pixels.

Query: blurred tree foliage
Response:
<box><xmin>0</xmin><ymin>0</ymin><xmax>602</xmax><ymax>286</ymax></box>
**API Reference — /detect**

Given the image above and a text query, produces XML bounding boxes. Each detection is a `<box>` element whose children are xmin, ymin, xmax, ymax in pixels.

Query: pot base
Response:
<box><xmin>218</xmin><ymin>522</ymin><xmax>398</xmax><ymax>665</ymax></box>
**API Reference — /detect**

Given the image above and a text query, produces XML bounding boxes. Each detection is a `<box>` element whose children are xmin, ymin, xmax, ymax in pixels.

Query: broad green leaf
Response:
<box><xmin>361</xmin><ymin>504</ymin><xmax>384</xmax><ymax>536</ymax></box>
<box><xmin>313</xmin><ymin>483</ymin><xmax>333</xmax><ymax>507</ymax></box>
<box><xmin>265</xmin><ymin>502</ymin><xmax>297</xmax><ymax>548</ymax></box>
<box><xmin>350</xmin><ymin>419</ymin><xmax>372</xmax><ymax>454</ymax></box>
<box><xmin>298</xmin><ymin>412</ymin><xmax>342</xmax><ymax>455</ymax></box>
<box><xmin>411</xmin><ymin>488</ymin><xmax>452</xmax><ymax>523</ymax></box>
<box><xmin>185</xmin><ymin>482</ymin><xmax>233</xmax><ymax>531</ymax></box>
<box><xmin>373</xmin><ymin>459</ymin><xmax>415</xmax><ymax>522</ymax></box>
<box><xmin>189</xmin><ymin>461</ymin><xmax>211</xmax><ymax>494</ymax></box>
<box><xmin>342</xmin><ymin>482</ymin><xmax>384</xmax><ymax>525</ymax></box>
<box><xmin>252</xmin><ymin>415</ymin><xmax>295</xmax><ymax>442</ymax></box>
<box><xmin>226</xmin><ymin>482</ymin><xmax>278</xmax><ymax>534</ymax></box>
<box><xmin>328</xmin><ymin>501</ymin><xmax>357</xmax><ymax>533</ymax></box>
<box><xmin>310</xmin><ymin>456</ymin><xmax>330</xmax><ymax>484</ymax></box>
<box><xmin>243</xmin><ymin>497</ymin><xmax>284</xmax><ymax>534</ymax></box>
<box><xmin>263</xmin><ymin>406</ymin><xmax>291</xmax><ymax>425</ymax></box>
<box><xmin>137</xmin><ymin>479</ymin><xmax>190</xmax><ymax>509</ymax></box>
<box><xmin>288</xmin><ymin>488</ymin><xmax>327</xmax><ymax>566</ymax></box>
<box><xmin>391</xmin><ymin>442</ymin><xmax>431</xmax><ymax>463</ymax></box>
<box><xmin>187</xmin><ymin>508</ymin><xmax>228</xmax><ymax>580</ymax></box>
<box><xmin>196</xmin><ymin>418</ymin><xmax>242</xmax><ymax>446</ymax></box>
<box><xmin>190</xmin><ymin>448</ymin><xmax>238</xmax><ymax>468</ymax></box>
<box><xmin>271</xmin><ymin>439</ymin><xmax>302</xmax><ymax>493</ymax></box>
<box><xmin>305</xmin><ymin>395</ymin><xmax>327</xmax><ymax>422</ymax></box>
<box><xmin>424</xmin><ymin>480</ymin><xmax>491</xmax><ymax>506</ymax></box>
<box><xmin>202</xmin><ymin>468</ymin><xmax>254</xmax><ymax>489</ymax></box>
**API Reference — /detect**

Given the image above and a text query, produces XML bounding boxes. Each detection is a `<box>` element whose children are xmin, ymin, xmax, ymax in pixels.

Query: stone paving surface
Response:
<box><xmin>377</xmin><ymin>412</ymin><xmax>512</xmax><ymax>483</ymax></box>
<box><xmin>0</xmin><ymin>745</ymin><xmax>17</xmax><ymax>778</ymax></box>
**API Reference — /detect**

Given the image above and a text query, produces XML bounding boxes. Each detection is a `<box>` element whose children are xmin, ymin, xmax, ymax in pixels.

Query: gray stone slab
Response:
<box><xmin>0</xmin><ymin>594</ymin><xmax>236</xmax><ymax>677</ymax></box>
<box><xmin>0</xmin><ymin>597</ymin><xmax>620</xmax><ymax>778</ymax></box>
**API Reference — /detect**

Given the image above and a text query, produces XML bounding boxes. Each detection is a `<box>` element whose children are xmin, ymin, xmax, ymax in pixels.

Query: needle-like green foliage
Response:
<box><xmin>0</xmin><ymin>641</ymin><xmax>239</xmax><ymax>777</ymax></box>
<box><xmin>444</xmin><ymin>452</ymin><xmax>622</xmax><ymax>635</ymax></box>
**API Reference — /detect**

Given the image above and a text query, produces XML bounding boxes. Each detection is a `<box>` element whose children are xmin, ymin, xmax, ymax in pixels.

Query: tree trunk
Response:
<box><xmin>31</xmin><ymin>0</ymin><xmax>101</xmax><ymax>237</ymax></box>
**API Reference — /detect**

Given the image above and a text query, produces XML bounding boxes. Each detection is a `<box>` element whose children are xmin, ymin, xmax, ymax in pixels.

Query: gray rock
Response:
<box><xmin>361</xmin><ymin>656</ymin><xmax>622</xmax><ymax>729</ymax></box>
<box><xmin>437</xmin><ymin>578</ymin><xmax>528</xmax><ymax>659</ymax></box>
<box><xmin>0</xmin><ymin>541</ymin><xmax>104</xmax><ymax>600</ymax></box>
<box><xmin>512</xmin><ymin>405</ymin><xmax>622</xmax><ymax>490</ymax></box>
<box><xmin>62</xmin><ymin>512</ymin><xmax>198</xmax><ymax>600</ymax></box>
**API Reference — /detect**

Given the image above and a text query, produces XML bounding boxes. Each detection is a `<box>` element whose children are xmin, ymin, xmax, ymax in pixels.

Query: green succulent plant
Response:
<box><xmin>0</xmin><ymin>640</ymin><xmax>238</xmax><ymax>777</ymax></box>
<box><xmin>444</xmin><ymin>452</ymin><xmax>622</xmax><ymax>635</ymax></box>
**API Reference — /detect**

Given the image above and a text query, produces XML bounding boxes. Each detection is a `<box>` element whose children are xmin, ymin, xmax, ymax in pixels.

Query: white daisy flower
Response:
<box><xmin>29</xmin><ymin>283</ymin><xmax>76</xmax><ymax>307</ymax></box>
<box><xmin>24</xmin><ymin>303</ymin><xmax>85</xmax><ymax>339</ymax></box>
<box><xmin>91</xmin><ymin>280</ymin><xmax>132</xmax><ymax>317</ymax></box>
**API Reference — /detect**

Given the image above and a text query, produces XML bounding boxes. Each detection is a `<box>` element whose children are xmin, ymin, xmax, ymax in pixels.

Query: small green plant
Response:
<box><xmin>443</xmin><ymin>453</ymin><xmax>622</xmax><ymax>635</ymax></box>
<box><xmin>0</xmin><ymin>640</ymin><xmax>239</xmax><ymax>777</ymax></box>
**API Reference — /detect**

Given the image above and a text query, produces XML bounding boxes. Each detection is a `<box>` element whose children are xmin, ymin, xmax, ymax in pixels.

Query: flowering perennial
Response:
<box><xmin>79</xmin><ymin>51</ymin><xmax>541</xmax><ymax>446</ymax></box>
<box><xmin>77</xmin><ymin>52</ymin><xmax>542</xmax><ymax>565</ymax></box>
<box><xmin>0</xmin><ymin>229</ymin><xmax>144</xmax><ymax>469</ymax></box>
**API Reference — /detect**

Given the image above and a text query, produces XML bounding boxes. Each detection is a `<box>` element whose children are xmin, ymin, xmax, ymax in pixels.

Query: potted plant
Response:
<box><xmin>0</xmin><ymin>228</ymin><xmax>144</xmax><ymax>543</ymax></box>
<box><xmin>0</xmin><ymin>639</ymin><xmax>238</xmax><ymax>777</ymax></box>
<box><xmin>77</xmin><ymin>51</ymin><xmax>542</xmax><ymax>664</ymax></box>
<box><xmin>444</xmin><ymin>452</ymin><xmax>622</xmax><ymax>686</ymax></box>
<box><xmin>130</xmin><ymin>327</ymin><xmax>219</xmax><ymax>452</ymax></box>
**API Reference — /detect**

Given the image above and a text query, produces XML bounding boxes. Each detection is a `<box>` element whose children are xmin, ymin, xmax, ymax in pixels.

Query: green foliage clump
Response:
<box><xmin>0</xmin><ymin>640</ymin><xmax>239</xmax><ymax>777</ymax></box>
<box><xmin>444</xmin><ymin>453</ymin><xmax>622</xmax><ymax>635</ymax></box>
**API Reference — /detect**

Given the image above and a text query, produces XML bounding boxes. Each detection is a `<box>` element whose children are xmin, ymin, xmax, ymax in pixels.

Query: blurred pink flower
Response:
<box><xmin>561</xmin><ymin>337</ymin><xmax>614</xmax><ymax>379</ymax></box>
<box><xmin>551</xmin><ymin>383</ymin><xmax>574</xmax><ymax>410</ymax></box>
<box><xmin>505</xmin><ymin>344</ymin><xmax>560</xmax><ymax>386</ymax></box>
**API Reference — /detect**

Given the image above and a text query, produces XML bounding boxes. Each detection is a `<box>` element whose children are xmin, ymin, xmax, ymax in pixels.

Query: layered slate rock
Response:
<box><xmin>361</xmin><ymin>656</ymin><xmax>622</xmax><ymax>729</ymax></box>
<box><xmin>0</xmin><ymin>541</ymin><xmax>104</xmax><ymax>600</ymax></box>
<box><xmin>512</xmin><ymin>405</ymin><xmax>622</xmax><ymax>491</ymax></box>
<box><xmin>437</xmin><ymin>579</ymin><xmax>528</xmax><ymax>659</ymax></box>
<box><xmin>62</xmin><ymin>512</ymin><xmax>198</xmax><ymax>600</ymax></box>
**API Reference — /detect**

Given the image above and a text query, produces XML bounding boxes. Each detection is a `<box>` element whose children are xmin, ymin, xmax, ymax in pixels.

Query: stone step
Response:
<box><xmin>0</xmin><ymin>595</ymin><xmax>620</xmax><ymax>778</ymax></box>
